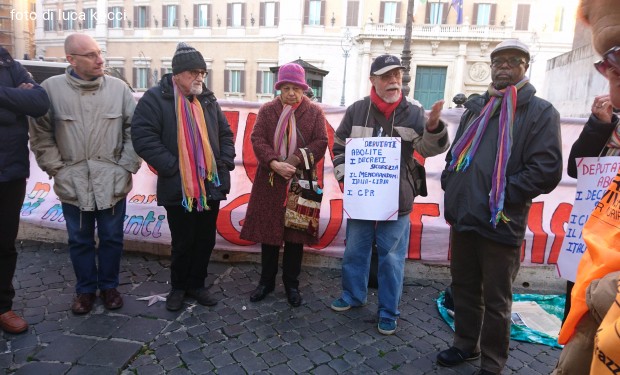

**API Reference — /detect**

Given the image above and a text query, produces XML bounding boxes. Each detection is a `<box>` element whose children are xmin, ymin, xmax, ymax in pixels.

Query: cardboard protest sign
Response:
<box><xmin>557</xmin><ymin>156</ymin><xmax>620</xmax><ymax>282</ymax></box>
<box><xmin>343</xmin><ymin>137</ymin><xmax>401</xmax><ymax>220</ymax></box>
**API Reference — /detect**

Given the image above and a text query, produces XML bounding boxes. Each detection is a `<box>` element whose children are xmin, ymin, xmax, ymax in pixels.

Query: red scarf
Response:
<box><xmin>370</xmin><ymin>86</ymin><xmax>402</xmax><ymax>119</ymax></box>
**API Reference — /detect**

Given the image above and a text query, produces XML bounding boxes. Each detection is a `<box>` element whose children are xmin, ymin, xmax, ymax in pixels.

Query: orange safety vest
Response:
<box><xmin>558</xmin><ymin>172</ymin><xmax>620</xmax><ymax>345</ymax></box>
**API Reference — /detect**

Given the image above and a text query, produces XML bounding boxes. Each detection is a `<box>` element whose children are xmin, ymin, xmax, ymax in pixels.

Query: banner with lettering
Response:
<box><xmin>343</xmin><ymin>137</ymin><xmax>401</xmax><ymax>220</ymax></box>
<box><xmin>557</xmin><ymin>156</ymin><xmax>620</xmax><ymax>282</ymax></box>
<box><xmin>19</xmin><ymin>102</ymin><xmax>588</xmax><ymax>266</ymax></box>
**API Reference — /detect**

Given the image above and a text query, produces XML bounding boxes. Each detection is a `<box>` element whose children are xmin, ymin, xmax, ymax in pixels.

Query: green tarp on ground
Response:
<box><xmin>436</xmin><ymin>291</ymin><xmax>565</xmax><ymax>348</ymax></box>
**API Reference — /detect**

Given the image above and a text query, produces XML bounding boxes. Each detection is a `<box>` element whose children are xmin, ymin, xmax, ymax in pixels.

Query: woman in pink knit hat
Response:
<box><xmin>240</xmin><ymin>63</ymin><xmax>328</xmax><ymax>307</ymax></box>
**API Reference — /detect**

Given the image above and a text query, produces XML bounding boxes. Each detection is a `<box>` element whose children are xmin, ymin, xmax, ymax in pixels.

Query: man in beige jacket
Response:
<box><xmin>29</xmin><ymin>34</ymin><xmax>140</xmax><ymax>315</ymax></box>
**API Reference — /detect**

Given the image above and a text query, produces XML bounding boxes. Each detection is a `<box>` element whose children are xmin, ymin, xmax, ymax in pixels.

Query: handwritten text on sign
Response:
<box><xmin>556</xmin><ymin>156</ymin><xmax>620</xmax><ymax>282</ymax></box>
<box><xmin>343</xmin><ymin>137</ymin><xmax>401</xmax><ymax>220</ymax></box>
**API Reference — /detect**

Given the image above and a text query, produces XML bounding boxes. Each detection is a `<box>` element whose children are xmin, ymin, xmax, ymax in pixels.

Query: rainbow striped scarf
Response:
<box><xmin>606</xmin><ymin>124</ymin><xmax>620</xmax><ymax>156</ymax></box>
<box><xmin>448</xmin><ymin>78</ymin><xmax>528</xmax><ymax>227</ymax></box>
<box><xmin>174</xmin><ymin>82</ymin><xmax>220</xmax><ymax>212</ymax></box>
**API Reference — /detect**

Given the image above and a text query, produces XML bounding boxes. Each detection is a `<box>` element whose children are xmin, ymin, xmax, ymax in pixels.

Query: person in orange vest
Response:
<box><xmin>552</xmin><ymin>1</ymin><xmax>620</xmax><ymax>374</ymax></box>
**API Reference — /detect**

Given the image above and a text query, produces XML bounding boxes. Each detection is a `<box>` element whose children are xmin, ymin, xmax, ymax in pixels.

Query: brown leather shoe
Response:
<box><xmin>0</xmin><ymin>311</ymin><xmax>28</xmax><ymax>334</ymax></box>
<box><xmin>71</xmin><ymin>293</ymin><xmax>96</xmax><ymax>315</ymax></box>
<box><xmin>100</xmin><ymin>288</ymin><xmax>123</xmax><ymax>310</ymax></box>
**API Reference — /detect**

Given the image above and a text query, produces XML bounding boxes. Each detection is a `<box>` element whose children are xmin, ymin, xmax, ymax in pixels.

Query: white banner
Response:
<box><xmin>343</xmin><ymin>137</ymin><xmax>401</xmax><ymax>220</ymax></box>
<box><xmin>556</xmin><ymin>156</ymin><xmax>620</xmax><ymax>281</ymax></box>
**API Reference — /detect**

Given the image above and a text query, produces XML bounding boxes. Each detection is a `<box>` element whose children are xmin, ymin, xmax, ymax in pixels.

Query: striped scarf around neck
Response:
<box><xmin>174</xmin><ymin>81</ymin><xmax>220</xmax><ymax>212</ymax></box>
<box><xmin>270</xmin><ymin>99</ymin><xmax>300</xmax><ymax>185</ymax></box>
<box><xmin>606</xmin><ymin>123</ymin><xmax>620</xmax><ymax>156</ymax></box>
<box><xmin>448</xmin><ymin>77</ymin><xmax>529</xmax><ymax>227</ymax></box>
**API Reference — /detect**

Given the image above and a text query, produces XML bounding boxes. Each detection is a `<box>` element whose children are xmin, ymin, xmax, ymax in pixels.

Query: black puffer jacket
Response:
<box><xmin>131</xmin><ymin>74</ymin><xmax>235</xmax><ymax>205</ymax></box>
<box><xmin>0</xmin><ymin>47</ymin><xmax>50</xmax><ymax>182</ymax></box>
<box><xmin>441</xmin><ymin>83</ymin><xmax>562</xmax><ymax>246</ymax></box>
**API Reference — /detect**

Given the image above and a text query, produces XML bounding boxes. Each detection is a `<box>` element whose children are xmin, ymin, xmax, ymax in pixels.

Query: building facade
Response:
<box><xmin>1</xmin><ymin>0</ymin><xmax>36</xmax><ymax>59</ymax></box>
<box><xmin>31</xmin><ymin>0</ymin><xmax>578</xmax><ymax>108</ymax></box>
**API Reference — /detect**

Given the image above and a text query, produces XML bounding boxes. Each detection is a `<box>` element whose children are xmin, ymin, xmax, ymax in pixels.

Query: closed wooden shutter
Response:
<box><xmin>304</xmin><ymin>0</ymin><xmax>309</xmax><ymax>25</ymax></box>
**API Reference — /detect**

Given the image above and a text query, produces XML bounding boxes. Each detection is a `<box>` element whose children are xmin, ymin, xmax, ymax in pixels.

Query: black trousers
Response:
<box><xmin>165</xmin><ymin>201</ymin><xmax>220</xmax><ymax>290</ymax></box>
<box><xmin>0</xmin><ymin>179</ymin><xmax>26</xmax><ymax>314</ymax></box>
<box><xmin>259</xmin><ymin>242</ymin><xmax>303</xmax><ymax>290</ymax></box>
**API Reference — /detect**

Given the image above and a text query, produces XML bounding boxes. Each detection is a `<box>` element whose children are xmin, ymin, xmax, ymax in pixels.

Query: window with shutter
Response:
<box><xmin>427</xmin><ymin>2</ymin><xmax>444</xmax><ymax>25</ymax></box>
<box><xmin>163</xmin><ymin>5</ymin><xmax>178</xmax><ymax>27</ymax></box>
<box><xmin>475</xmin><ymin>3</ymin><xmax>493</xmax><ymax>26</ymax></box>
<box><xmin>134</xmin><ymin>6</ymin><xmax>149</xmax><ymax>28</ymax></box>
<box><xmin>261</xmin><ymin>2</ymin><xmax>278</xmax><ymax>27</ymax></box>
<box><xmin>382</xmin><ymin>2</ymin><xmax>398</xmax><ymax>24</ymax></box>
<box><xmin>108</xmin><ymin>7</ymin><xmax>124</xmax><ymax>28</ymax></box>
<box><xmin>195</xmin><ymin>4</ymin><xmax>210</xmax><ymax>27</ymax></box>
<box><xmin>44</xmin><ymin>10</ymin><xmax>56</xmax><ymax>31</ymax></box>
<box><xmin>515</xmin><ymin>4</ymin><xmax>530</xmax><ymax>31</ymax></box>
<box><xmin>63</xmin><ymin>10</ymin><xmax>75</xmax><ymax>31</ymax></box>
<box><xmin>307</xmin><ymin>0</ymin><xmax>322</xmax><ymax>26</ymax></box>
<box><xmin>84</xmin><ymin>8</ymin><xmax>96</xmax><ymax>29</ymax></box>
<box><xmin>346</xmin><ymin>1</ymin><xmax>359</xmax><ymax>27</ymax></box>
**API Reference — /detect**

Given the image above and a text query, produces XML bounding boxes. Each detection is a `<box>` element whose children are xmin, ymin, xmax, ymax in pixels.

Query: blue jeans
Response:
<box><xmin>62</xmin><ymin>200</ymin><xmax>126</xmax><ymax>294</ymax></box>
<box><xmin>340</xmin><ymin>215</ymin><xmax>410</xmax><ymax>320</ymax></box>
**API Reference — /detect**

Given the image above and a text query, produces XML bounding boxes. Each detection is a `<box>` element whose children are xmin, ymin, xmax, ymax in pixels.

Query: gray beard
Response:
<box><xmin>190</xmin><ymin>85</ymin><xmax>203</xmax><ymax>95</ymax></box>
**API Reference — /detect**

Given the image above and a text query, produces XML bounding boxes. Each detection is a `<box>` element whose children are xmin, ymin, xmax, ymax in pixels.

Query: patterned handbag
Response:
<box><xmin>283</xmin><ymin>148</ymin><xmax>322</xmax><ymax>236</ymax></box>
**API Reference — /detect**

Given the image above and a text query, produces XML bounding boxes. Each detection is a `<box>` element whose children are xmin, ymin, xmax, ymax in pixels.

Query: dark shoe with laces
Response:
<box><xmin>71</xmin><ymin>293</ymin><xmax>96</xmax><ymax>315</ymax></box>
<box><xmin>250</xmin><ymin>284</ymin><xmax>274</xmax><ymax>302</ymax></box>
<box><xmin>186</xmin><ymin>287</ymin><xmax>218</xmax><ymax>306</ymax></box>
<box><xmin>437</xmin><ymin>346</ymin><xmax>481</xmax><ymax>367</ymax></box>
<box><xmin>166</xmin><ymin>289</ymin><xmax>185</xmax><ymax>311</ymax></box>
<box><xmin>100</xmin><ymin>288</ymin><xmax>123</xmax><ymax>310</ymax></box>
<box><xmin>285</xmin><ymin>288</ymin><xmax>303</xmax><ymax>307</ymax></box>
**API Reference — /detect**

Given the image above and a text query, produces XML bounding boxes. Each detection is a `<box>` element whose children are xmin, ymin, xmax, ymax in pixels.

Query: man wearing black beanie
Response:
<box><xmin>131</xmin><ymin>42</ymin><xmax>236</xmax><ymax>311</ymax></box>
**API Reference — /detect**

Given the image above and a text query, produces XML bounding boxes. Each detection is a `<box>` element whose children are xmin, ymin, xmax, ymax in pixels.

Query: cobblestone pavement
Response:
<box><xmin>1</xmin><ymin>240</ymin><xmax>561</xmax><ymax>374</ymax></box>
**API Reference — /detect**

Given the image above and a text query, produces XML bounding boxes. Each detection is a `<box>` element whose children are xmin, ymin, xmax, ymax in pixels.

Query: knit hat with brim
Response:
<box><xmin>172</xmin><ymin>42</ymin><xmax>206</xmax><ymax>75</ymax></box>
<box><xmin>275</xmin><ymin>63</ymin><xmax>309</xmax><ymax>91</ymax></box>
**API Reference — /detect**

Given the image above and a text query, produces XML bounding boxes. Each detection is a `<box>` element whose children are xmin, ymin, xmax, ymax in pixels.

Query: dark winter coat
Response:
<box><xmin>131</xmin><ymin>74</ymin><xmax>235</xmax><ymax>206</ymax></box>
<box><xmin>0</xmin><ymin>47</ymin><xmax>50</xmax><ymax>182</ymax></box>
<box><xmin>240</xmin><ymin>96</ymin><xmax>328</xmax><ymax>246</ymax></box>
<box><xmin>441</xmin><ymin>83</ymin><xmax>563</xmax><ymax>247</ymax></box>
<box><xmin>332</xmin><ymin>96</ymin><xmax>449</xmax><ymax>216</ymax></box>
<box><xmin>567</xmin><ymin>113</ymin><xmax>619</xmax><ymax>178</ymax></box>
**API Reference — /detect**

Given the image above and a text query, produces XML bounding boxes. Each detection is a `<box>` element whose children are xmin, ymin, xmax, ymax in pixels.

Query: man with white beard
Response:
<box><xmin>131</xmin><ymin>42</ymin><xmax>235</xmax><ymax>312</ymax></box>
<box><xmin>330</xmin><ymin>54</ymin><xmax>449</xmax><ymax>335</ymax></box>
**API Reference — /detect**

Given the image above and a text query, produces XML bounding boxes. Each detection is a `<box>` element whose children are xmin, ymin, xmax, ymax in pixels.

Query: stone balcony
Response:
<box><xmin>359</xmin><ymin>22</ymin><xmax>514</xmax><ymax>41</ymax></box>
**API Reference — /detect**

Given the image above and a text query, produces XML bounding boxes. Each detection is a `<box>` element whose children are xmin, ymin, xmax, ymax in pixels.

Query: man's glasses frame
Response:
<box><xmin>594</xmin><ymin>46</ymin><xmax>620</xmax><ymax>77</ymax></box>
<box><xmin>188</xmin><ymin>70</ymin><xmax>208</xmax><ymax>79</ymax></box>
<box><xmin>490</xmin><ymin>57</ymin><xmax>526</xmax><ymax>68</ymax></box>
<box><xmin>70</xmin><ymin>50</ymin><xmax>103</xmax><ymax>61</ymax></box>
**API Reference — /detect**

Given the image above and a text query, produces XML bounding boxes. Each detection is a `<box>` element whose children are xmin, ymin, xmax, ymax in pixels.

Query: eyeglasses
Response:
<box><xmin>70</xmin><ymin>50</ymin><xmax>103</xmax><ymax>61</ymax></box>
<box><xmin>374</xmin><ymin>70</ymin><xmax>402</xmax><ymax>81</ymax></box>
<box><xmin>594</xmin><ymin>46</ymin><xmax>620</xmax><ymax>77</ymax></box>
<box><xmin>490</xmin><ymin>57</ymin><xmax>525</xmax><ymax>68</ymax></box>
<box><xmin>188</xmin><ymin>70</ymin><xmax>208</xmax><ymax>79</ymax></box>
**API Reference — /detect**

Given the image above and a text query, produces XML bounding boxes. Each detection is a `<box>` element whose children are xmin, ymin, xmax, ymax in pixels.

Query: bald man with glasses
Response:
<box><xmin>29</xmin><ymin>34</ymin><xmax>141</xmax><ymax>315</ymax></box>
